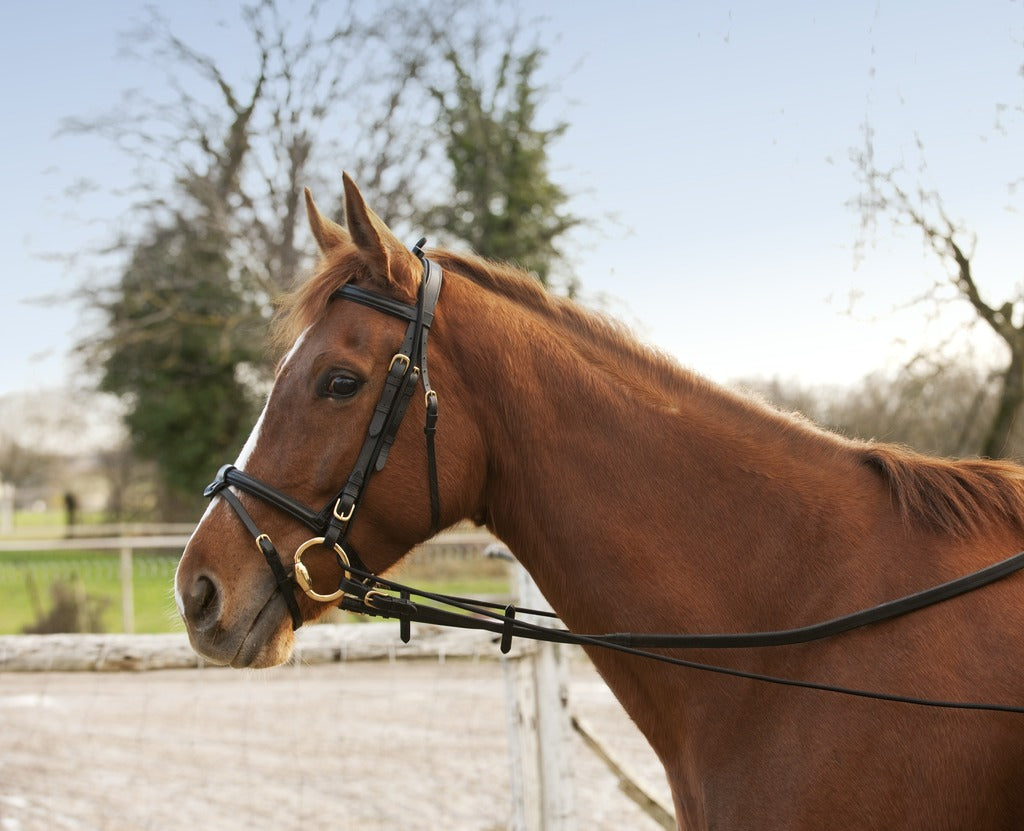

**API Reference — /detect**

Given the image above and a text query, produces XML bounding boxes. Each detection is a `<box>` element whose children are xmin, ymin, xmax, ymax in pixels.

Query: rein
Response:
<box><xmin>202</xmin><ymin>240</ymin><xmax>1024</xmax><ymax>714</ymax></box>
<box><xmin>334</xmin><ymin>550</ymin><xmax>1024</xmax><ymax>714</ymax></box>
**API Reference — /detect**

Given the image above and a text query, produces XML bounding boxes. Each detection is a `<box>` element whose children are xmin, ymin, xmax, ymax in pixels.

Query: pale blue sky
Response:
<box><xmin>1</xmin><ymin>1</ymin><xmax>1022</xmax><ymax>401</ymax></box>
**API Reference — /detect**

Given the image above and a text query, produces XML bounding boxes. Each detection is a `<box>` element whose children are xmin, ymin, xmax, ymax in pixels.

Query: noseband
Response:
<box><xmin>203</xmin><ymin>240</ymin><xmax>443</xmax><ymax>630</ymax></box>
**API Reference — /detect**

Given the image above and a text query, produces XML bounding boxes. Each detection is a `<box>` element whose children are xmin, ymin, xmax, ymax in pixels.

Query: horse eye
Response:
<box><xmin>319</xmin><ymin>372</ymin><xmax>362</xmax><ymax>400</ymax></box>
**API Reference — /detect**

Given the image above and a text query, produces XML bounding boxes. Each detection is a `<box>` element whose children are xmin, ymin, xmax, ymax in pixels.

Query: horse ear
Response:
<box><xmin>305</xmin><ymin>188</ymin><xmax>351</xmax><ymax>253</ymax></box>
<box><xmin>342</xmin><ymin>172</ymin><xmax>419</xmax><ymax>295</ymax></box>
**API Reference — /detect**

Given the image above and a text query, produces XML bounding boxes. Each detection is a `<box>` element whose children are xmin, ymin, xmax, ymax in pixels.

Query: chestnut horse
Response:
<box><xmin>176</xmin><ymin>174</ymin><xmax>1024</xmax><ymax>829</ymax></box>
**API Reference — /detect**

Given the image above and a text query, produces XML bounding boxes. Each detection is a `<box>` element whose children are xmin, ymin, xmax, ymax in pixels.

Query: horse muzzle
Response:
<box><xmin>175</xmin><ymin>550</ymin><xmax>296</xmax><ymax>668</ymax></box>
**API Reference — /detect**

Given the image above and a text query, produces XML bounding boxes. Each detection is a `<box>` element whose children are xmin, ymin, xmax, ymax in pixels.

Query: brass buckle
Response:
<box><xmin>363</xmin><ymin>589</ymin><xmax>387</xmax><ymax>609</ymax></box>
<box><xmin>389</xmin><ymin>353</ymin><xmax>410</xmax><ymax>374</ymax></box>
<box><xmin>332</xmin><ymin>498</ymin><xmax>355</xmax><ymax>523</ymax></box>
<box><xmin>293</xmin><ymin>537</ymin><xmax>350</xmax><ymax>603</ymax></box>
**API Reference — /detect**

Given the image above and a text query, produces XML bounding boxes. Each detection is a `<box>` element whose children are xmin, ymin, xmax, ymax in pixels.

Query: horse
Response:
<box><xmin>176</xmin><ymin>173</ymin><xmax>1024</xmax><ymax>829</ymax></box>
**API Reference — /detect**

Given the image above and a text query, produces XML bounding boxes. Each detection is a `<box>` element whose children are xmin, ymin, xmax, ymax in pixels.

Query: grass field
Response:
<box><xmin>0</xmin><ymin>538</ymin><xmax>512</xmax><ymax>635</ymax></box>
<box><xmin>0</xmin><ymin>549</ymin><xmax>183</xmax><ymax>634</ymax></box>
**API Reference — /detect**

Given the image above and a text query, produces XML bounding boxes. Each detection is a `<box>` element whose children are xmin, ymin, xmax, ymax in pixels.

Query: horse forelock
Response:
<box><xmin>271</xmin><ymin>247</ymin><xmax>369</xmax><ymax>355</ymax></box>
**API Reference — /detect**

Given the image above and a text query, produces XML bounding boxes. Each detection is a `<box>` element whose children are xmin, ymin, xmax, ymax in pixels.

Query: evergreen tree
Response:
<box><xmin>429</xmin><ymin>46</ymin><xmax>580</xmax><ymax>289</ymax></box>
<box><xmin>96</xmin><ymin>217</ymin><xmax>263</xmax><ymax>513</ymax></box>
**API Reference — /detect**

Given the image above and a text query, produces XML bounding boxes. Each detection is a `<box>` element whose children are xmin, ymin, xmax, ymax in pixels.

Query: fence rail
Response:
<box><xmin>0</xmin><ymin>534</ymin><xmax>191</xmax><ymax>551</ymax></box>
<box><xmin>0</xmin><ymin>522</ymin><xmax>195</xmax><ymax>540</ymax></box>
<box><xmin>0</xmin><ymin>528</ymin><xmax>498</xmax><ymax>634</ymax></box>
<box><xmin>0</xmin><ymin>535</ymin><xmax>189</xmax><ymax>634</ymax></box>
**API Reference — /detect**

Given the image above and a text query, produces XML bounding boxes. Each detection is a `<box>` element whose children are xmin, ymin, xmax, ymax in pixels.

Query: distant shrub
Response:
<box><xmin>22</xmin><ymin>573</ymin><xmax>110</xmax><ymax>634</ymax></box>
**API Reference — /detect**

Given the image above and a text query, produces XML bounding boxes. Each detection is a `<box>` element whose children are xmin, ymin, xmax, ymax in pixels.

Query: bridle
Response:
<box><xmin>199</xmin><ymin>237</ymin><xmax>1024</xmax><ymax>714</ymax></box>
<box><xmin>203</xmin><ymin>239</ymin><xmax>442</xmax><ymax>631</ymax></box>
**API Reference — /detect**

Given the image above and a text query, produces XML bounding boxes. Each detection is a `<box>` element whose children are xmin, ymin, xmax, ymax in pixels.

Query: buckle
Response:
<box><xmin>389</xmin><ymin>353</ymin><xmax>411</xmax><ymax>374</ymax></box>
<box><xmin>332</xmin><ymin>497</ymin><xmax>355</xmax><ymax>523</ymax></box>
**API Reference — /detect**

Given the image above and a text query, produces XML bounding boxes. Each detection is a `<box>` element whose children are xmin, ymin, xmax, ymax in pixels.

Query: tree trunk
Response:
<box><xmin>982</xmin><ymin>350</ymin><xmax>1024</xmax><ymax>459</ymax></box>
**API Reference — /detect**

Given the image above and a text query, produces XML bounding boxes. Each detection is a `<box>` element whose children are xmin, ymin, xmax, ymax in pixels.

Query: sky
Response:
<box><xmin>1</xmin><ymin>1</ymin><xmax>1022</xmax><ymax>407</ymax></box>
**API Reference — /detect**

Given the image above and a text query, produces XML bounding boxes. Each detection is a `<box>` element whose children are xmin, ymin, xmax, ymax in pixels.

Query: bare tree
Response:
<box><xmin>62</xmin><ymin>0</ymin><xmax>528</xmax><ymax>356</ymax></box>
<box><xmin>57</xmin><ymin>0</ymin><xmax>556</xmax><ymax>511</ymax></box>
<box><xmin>0</xmin><ymin>434</ymin><xmax>56</xmax><ymax>493</ymax></box>
<box><xmin>740</xmin><ymin>361</ymin><xmax>1000</xmax><ymax>459</ymax></box>
<box><xmin>851</xmin><ymin>124</ymin><xmax>1023</xmax><ymax>458</ymax></box>
<box><xmin>62</xmin><ymin>1</ymin><xmax>454</xmax><ymax>310</ymax></box>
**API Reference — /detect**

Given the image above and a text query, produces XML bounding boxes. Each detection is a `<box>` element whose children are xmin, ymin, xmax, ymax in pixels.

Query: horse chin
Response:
<box><xmin>185</xmin><ymin>590</ymin><xmax>296</xmax><ymax>669</ymax></box>
<box><xmin>229</xmin><ymin>594</ymin><xmax>296</xmax><ymax>669</ymax></box>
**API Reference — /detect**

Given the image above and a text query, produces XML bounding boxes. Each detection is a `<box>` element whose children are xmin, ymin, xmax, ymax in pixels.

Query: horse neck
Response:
<box><xmin>443</xmin><ymin>275</ymin><xmax>872</xmax><ymax>636</ymax></box>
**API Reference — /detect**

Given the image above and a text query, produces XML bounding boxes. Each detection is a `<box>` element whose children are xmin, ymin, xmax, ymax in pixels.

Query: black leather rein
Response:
<box><xmin>335</xmin><ymin>549</ymin><xmax>1024</xmax><ymax>714</ymax></box>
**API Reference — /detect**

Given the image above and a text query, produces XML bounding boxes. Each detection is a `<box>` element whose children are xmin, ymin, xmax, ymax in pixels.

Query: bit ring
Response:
<box><xmin>294</xmin><ymin>537</ymin><xmax>350</xmax><ymax>602</ymax></box>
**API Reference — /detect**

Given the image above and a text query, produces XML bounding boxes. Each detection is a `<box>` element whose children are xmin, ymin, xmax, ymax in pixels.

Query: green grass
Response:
<box><xmin>1</xmin><ymin>508</ymin><xmax>513</xmax><ymax>634</ymax></box>
<box><xmin>0</xmin><ymin>550</ymin><xmax>183</xmax><ymax>635</ymax></box>
<box><xmin>0</xmin><ymin>548</ymin><xmax>512</xmax><ymax>635</ymax></box>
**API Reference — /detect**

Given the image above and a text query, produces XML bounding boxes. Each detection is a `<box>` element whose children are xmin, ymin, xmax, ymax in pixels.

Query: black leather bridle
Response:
<box><xmin>203</xmin><ymin>240</ymin><xmax>443</xmax><ymax>630</ymax></box>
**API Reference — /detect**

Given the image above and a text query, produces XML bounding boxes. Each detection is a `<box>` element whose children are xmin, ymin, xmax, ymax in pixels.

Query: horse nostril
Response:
<box><xmin>184</xmin><ymin>574</ymin><xmax>222</xmax><ymax>631</ymax></box>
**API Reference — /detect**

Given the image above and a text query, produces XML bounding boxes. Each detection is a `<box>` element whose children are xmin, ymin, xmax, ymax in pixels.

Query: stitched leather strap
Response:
<box><xmin>336</xmin><ymin>549</ymin><xmax>1024</xmax><ymax>714</ymax></box>
<box><xmin>215</xmin><ymin>485</ymin><xmax>304</xmax><ymax>631</ymax></box>
<box><xmin>201</xmin><ymin>247</ymin><xmax>444</xmax><ymax>631</ymax></box>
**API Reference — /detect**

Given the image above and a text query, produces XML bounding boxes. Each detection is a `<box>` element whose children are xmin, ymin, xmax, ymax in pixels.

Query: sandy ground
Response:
<box><xmin>0</xmin><ymin>656</ymin><xmax>673</xmax><ymax>831</ymax></box>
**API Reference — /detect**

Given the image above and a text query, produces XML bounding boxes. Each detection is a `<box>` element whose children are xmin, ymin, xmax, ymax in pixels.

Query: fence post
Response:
<box><xmin>119</xmin><ymin>545</ymin><xmax>134</xmax><ymax>633</ymax></box>
<box><xmin>0</xmin><ymin>482</ymin><xmax>13</xmax><ymax>534</ymax></box>
<box><xmin>503</xmin><ymin>563</ymin><xmax>576</xmax><ymax>830</ymax></box>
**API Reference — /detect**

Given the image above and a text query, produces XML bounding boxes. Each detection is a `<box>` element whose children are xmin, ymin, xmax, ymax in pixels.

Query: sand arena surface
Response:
<box><xmin>0</xmin><ymin>657</ymin><xmax>673</xmax><ymax>830</ymax></box>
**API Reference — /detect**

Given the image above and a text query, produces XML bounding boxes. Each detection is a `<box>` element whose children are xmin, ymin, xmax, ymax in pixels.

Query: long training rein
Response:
<box><xmin>205</xmin><ymin>243</ymin><xmax>1024</xmax><ymax>715</ymax></box>
<box><xmin>334</xmin><ymin>551</ymin><xmax>1024</xmax><ymax>715</ymax></box>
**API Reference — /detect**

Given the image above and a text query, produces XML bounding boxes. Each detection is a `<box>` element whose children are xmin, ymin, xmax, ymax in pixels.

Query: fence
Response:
<box><xmin>0</xmin><ymin>526</ymin><xmax>505</xmax><ymax>634</ymax></box>
<box><xmin>0</xmin><ymin>526</ymin><xmax>675</xmax><ymax>829</ymax></box>
<box><xmin>0</xmin><ymin>532</ymin><xmax>187</xmax><ymax>634</ymax></box>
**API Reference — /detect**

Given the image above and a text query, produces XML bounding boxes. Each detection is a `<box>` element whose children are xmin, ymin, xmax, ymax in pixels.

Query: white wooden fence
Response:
<box><xmin>0</xmin><ymin>532</ymin><xmax>189</xmax><ymax>633</ymax></box>
<box><xmin>0</xmin><ymin>526</ymin><xmax>501</xmax><ymax>633</ymax></box>
<box><xmin>0</xmin><ymin>528</ymin><xmax>675</xmax><ymax>829</ymax></box>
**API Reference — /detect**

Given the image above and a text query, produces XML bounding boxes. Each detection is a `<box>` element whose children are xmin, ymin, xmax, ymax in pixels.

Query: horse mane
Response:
<box><xmin>453</xmin><ymin>246</ymin><xmax>1024</xmax><ymax>540</ymax></box>
<box><xmin>860</xmin><ymin>444</ymin><xmax>1024</xmax><ymax>539</ymax></box>
<box><xmin>274</xmin><ymin>242</ymin><xmax>1024</xmax><ymax>541</ymax></box>
<box><xmin>430</xmin><ymin>249</ymin><xmax>708</xmax><ymax>410</ymax></box>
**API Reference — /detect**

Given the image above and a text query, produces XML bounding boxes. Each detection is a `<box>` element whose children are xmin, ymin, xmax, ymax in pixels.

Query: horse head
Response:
<box><xmin>174</xmin><ymin>174</ymin><xmax>487</xmax><ymax>667</ymax></box>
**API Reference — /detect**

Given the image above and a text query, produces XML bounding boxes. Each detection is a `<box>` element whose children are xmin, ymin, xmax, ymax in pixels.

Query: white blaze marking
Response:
<box><xmin>175</xmin><ymin>326</ymin><xmax>313</xmax><ymax>616</ymax></box>
<box><xmin>233</xmin><ymin>401</ymin><xmax>268</xmax><ymax>470</ymax></box>
<box><xmin>279</xmin><ymin>325</ymin><xmax>313</xmax><ymax>371</ymax></box>
<box><xmin>235</xmin><ymin>326</ymin><xmax>311</xmax><ymax>470</ymax></box>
